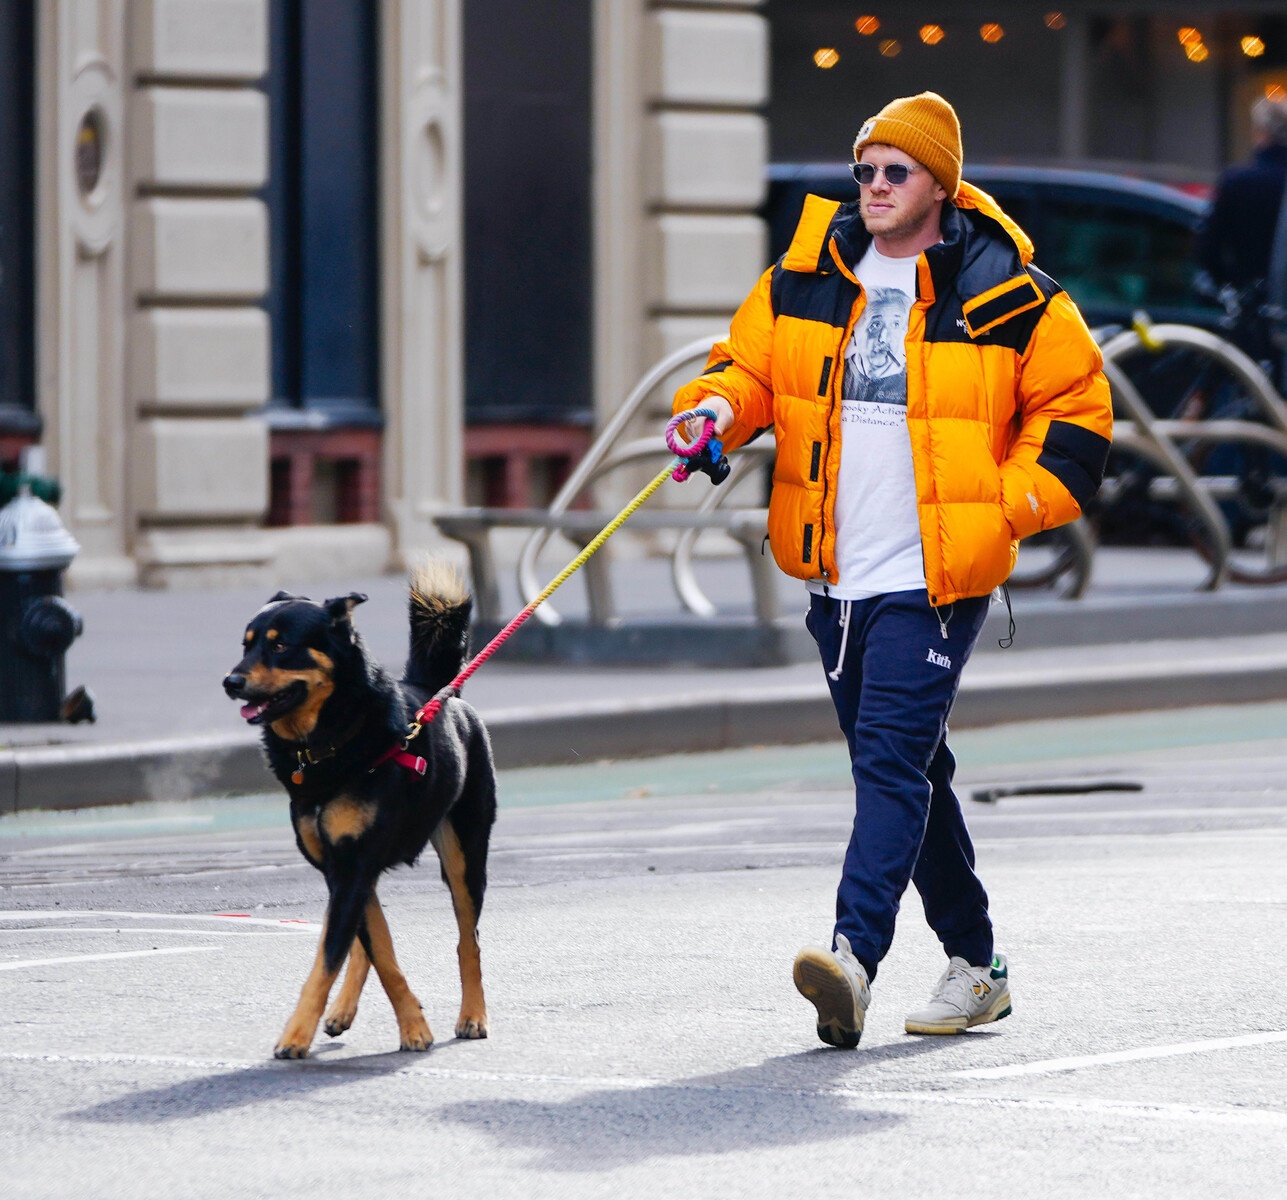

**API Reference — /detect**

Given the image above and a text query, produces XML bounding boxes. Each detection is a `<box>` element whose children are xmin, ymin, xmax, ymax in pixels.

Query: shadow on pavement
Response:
<box><xmin>441</xmin><ymin>1040</ymin><xmax>954</xmax><ymax>1170</ymax></box>
<box><xmin>69</xmin><ymin>1046</ymin><xmax>436</xmax><ymax>1124</ymax></box>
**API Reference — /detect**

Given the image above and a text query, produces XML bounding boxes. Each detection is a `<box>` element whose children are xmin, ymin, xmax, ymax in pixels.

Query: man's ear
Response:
<box><xmin>323</xmin><ymin>593</ymin><xmax>368</xmax><ymax>624</ymax></box>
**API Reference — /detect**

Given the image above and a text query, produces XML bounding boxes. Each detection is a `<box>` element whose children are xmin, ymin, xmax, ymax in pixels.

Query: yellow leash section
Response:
<box><xmin>413</xmin><ymin>405</ymin><xmax>725</xmax><ymax>724</ymax></box>
<box><xmin>526</xmin><ymin>459</ymin><xmax>676</xmax><ymax>610</ymax></box>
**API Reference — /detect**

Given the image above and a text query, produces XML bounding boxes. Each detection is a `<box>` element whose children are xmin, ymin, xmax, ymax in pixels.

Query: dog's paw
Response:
<box><xmin>274</xmin><ymin>1015</ymin><xmax>317</xmax><ymax>1059</ymax></box>
<box><xmin>455</xmin><ymin>1012</ymin><xmax>489</xmax><ymax>1040</ymax></box>
<box><xmin>398</xmin><ymin>1010</ymin><xmax>434</xmax><ymax>1052</ymax></box>
<box><xmin>323</xmin><ymin>1004</ymin><xmax>357</xmax><ymax>1038</ymax></box>
<box><xmin>273</xmin><ymin>1039</ymin><xmax>311</xmax><ymax>1060</ymax></box>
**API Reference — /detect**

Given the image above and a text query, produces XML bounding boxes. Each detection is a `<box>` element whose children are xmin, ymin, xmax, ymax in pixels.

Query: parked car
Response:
<box><xmin>764</xmin><ymin>162</ymin><xmax>1221</xmax><ymax>331</ymax></box>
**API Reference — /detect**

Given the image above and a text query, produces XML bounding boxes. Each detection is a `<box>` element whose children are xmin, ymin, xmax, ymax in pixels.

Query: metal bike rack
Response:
<box><xmin>438</xmin><ymin>318</ymin><xmax>1287</xmax><ymax>627</ymax></box>
<box><xmin>514</xmin><ymin>335</ymin><xmax>727</xmax><ymax>624</ymax></box>
<box><xmin>1098</xmin><ymin>322</ymin><xmax>1287</xmax><ymax>587</ymax></box>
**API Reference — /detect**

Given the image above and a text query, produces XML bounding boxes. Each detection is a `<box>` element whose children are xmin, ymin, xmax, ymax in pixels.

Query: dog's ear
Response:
<box><xmin>268</xmin><ymin>590</ymin><xmax>307</xmax><ymax>603</ymax></box>
<box><xmin>323</xmin><ymin>593</ymin><xmax>368</xmax><ymax>624</ymax></box>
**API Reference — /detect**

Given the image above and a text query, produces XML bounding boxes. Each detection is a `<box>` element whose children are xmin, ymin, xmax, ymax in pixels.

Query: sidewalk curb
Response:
<box><xmin>4</xmin><ymin>655</ymin><xmax>1287</xmax><ymax>814</ymax></box>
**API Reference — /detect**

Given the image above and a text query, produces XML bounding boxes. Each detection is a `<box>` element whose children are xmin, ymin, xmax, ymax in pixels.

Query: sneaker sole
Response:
<box><xmin>793</xmin><ymin>949</ymin><xmax>864</xmax><ymax>1049</ymax></box>
<box><xmin>905</xmin><ymin>993</ymin><xmax>1012</xmax><ymax>1036</ymax></box>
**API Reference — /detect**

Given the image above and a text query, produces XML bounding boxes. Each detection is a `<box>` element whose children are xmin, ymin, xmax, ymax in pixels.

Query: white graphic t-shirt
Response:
<box><xmin>808</xmin><ymin>243</ymin><xmax>926</xmax><ymax>599</ymax></box>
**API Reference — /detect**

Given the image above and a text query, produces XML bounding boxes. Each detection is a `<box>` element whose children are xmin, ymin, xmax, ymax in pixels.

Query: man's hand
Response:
<box><xmin>683</xmin><ymin>395</ymin><xmax>734</xmax><ymax>444</ymax></box>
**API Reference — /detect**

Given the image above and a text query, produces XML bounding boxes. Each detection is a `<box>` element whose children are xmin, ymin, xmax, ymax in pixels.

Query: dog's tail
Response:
<box><xmin>406</xmin><ymin>559</ymin><xmax>472</xmax><ymax>693</ymax></box>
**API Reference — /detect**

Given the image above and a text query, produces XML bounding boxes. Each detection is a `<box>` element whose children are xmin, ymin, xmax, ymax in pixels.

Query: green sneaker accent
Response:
<box><xmin>905</xmin><ymin>954</ymin><xmax>1012</xmax><ymax>1035</ymax></box>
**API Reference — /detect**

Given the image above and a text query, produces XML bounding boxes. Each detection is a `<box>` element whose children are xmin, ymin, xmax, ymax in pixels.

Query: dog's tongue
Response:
<box><xmin>240</xmin><ymin>700</ymin><xmax>268</xmax><ymax>721</ymax></box>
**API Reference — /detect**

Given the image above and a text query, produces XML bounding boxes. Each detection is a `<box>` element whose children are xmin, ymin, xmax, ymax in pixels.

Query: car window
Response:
<box><xmin>1038</xmin><ymin>196</ymin><xmax>1199</xmax><ymax>312</ymax></box>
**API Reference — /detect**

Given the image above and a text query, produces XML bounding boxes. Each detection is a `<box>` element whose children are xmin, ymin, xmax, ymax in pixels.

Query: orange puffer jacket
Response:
<box><xmin>673</xmin><ymin>184</ymin><xmax>1113</xmax><ymax>608</ymax></box>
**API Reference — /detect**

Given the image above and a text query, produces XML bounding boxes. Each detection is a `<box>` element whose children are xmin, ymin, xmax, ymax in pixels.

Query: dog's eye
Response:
<box><xmin>273</xmin><ymin>642</ymin><xmax>287</xmax><ymax>654</ymax></box>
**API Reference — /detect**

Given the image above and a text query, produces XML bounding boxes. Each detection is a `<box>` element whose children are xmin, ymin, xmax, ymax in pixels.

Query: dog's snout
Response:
<box><xmin>223</xmin><ymin>672</ymin><xmax>247</xmax><ymax>697</ymax></box>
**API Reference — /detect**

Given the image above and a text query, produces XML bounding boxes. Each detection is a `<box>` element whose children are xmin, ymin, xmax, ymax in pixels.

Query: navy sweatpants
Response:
<box><xmin>807</xmin><ymin>589</ymin><xmax>993</xmax><ymax>982</ymax></box>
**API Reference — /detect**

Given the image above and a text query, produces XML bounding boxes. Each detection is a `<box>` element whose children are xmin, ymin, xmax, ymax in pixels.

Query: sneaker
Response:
<box><xmin>904</xmin><ymin>954</ymin><xmax>1012</xmax><ymax>1035</ymax></box>
<box><xmin>793</xmin><ymin>933</ymin><xmax>871</xmax><ymax>1049</ymax></box>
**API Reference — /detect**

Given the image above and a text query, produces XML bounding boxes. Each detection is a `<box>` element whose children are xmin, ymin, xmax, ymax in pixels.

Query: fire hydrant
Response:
<box><xmin>0</xmin><ymin>484</ymin><xmax>94</xmax><ymax>723</ymax></box>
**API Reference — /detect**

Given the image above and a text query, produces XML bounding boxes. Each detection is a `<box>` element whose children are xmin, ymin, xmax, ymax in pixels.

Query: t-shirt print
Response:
<box><xmin>843</xmin><ymin>285</ymin><xmax>912</xmax><ymax>407</ymax></box>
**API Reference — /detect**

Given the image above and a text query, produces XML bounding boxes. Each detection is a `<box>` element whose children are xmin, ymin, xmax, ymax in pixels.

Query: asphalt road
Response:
<box><xmin>4</xmin><ymin>704</ymin><xmax>1287</xmax><ymax>1199</ymax></box>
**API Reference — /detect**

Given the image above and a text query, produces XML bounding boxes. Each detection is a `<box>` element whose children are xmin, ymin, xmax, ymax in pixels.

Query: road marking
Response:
<box><xmin>854</xmin><ymin>1090</ymin><xmax>1287</xmax><ymax>1127</ymax></box>
<box><xmin>0</xmin><ymin>946</ymin><xmax>218</xmax><ymax>972</ymax></box>
<box><xmin>0</xmin><ymin>910</ymin><xmax>320</xmax><ymax>932</ymax></box>
<box><xmin>6</xmin><ymin>927</ymin><xmax>312</xmax><ymax>938</ymax></box>
<box><xmin>954</xmin><ymin>1030</ymin><xmax>1287</xmax><ymax>1080</ymax></box>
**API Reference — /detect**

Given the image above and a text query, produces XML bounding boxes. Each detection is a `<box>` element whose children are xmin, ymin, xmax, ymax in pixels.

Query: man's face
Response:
<box><xmin>857</xmin><ymin>143</ymin><xmax>948</xmax><ymax>244</ymax></box>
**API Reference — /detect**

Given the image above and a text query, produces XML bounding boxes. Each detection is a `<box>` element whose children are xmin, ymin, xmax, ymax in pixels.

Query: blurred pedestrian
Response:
<box><xmin>1197</xmin><ymin>93</ymin><xmax>1287</xmax><ymax>365</ymax></box>
<box><xmin>672</xmin><ymin>92</ymin><xmax>1112</xmax><ymax>1048</ymax></box>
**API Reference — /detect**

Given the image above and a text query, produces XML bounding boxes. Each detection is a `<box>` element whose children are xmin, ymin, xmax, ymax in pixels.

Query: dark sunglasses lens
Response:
<box><xmin>853</xmin><ymin>163</ymin><xmax>910</xmax><ymax>185</ymax></box>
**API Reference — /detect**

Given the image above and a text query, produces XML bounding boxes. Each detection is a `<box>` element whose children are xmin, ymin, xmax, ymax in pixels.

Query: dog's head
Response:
<box><xmin>222</xmin><ymin>591</ymin><xmax>367</xmax><ymax>742</ymax></box>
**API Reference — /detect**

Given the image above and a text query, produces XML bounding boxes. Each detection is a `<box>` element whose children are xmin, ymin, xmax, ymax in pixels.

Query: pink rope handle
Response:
<box><xmin>666</xmin><ymin>408</ymin><xmax>717</xmax><ymax>482</ymax></box>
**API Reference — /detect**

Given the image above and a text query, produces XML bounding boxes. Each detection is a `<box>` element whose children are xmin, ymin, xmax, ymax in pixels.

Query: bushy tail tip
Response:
<box><xmin>407</xmin><ymin>558</ymin><xmax>472</xmax><ymax>690</ymax></box>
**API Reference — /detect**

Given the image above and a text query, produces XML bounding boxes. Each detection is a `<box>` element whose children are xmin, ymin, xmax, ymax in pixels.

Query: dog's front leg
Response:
<box><xmin>274</xmin><ymin>873</ymin><xmax>372</xmax><ymax>1059</ymax></box>
<box><xmin>274</xmin><ymin>910</ymin><xmax>346</xmax><ymax>1059</ymax></box>
<box><xmin>323</xmin><ymin>930</ymin><xmax>372</xmax><ymax>1037</ymax></box>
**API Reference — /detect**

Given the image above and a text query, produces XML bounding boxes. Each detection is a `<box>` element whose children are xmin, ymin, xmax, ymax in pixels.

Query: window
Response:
<box><xmin>264</xmin><ymin>0</ymin><xmax>379</xmax><ymax>426</ymax></box>
<box><xmin>0</xmin><ymin>0</ymin><xmax>34</xmax><ymax>451</ymax></box>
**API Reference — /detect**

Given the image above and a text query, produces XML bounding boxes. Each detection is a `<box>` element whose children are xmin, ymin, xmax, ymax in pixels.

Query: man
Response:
<box><xmin>1198</xmin><ymin>94</ymin><xmax>1287</xmax><ymax>375</ymax></box>
<box><xmin>1199</xmin><ymin>93</ymin><xmax>1287</xmax><ymax>297</ymax></box>
<box><xmin>672</xmin><ymin>93</ymin><xmax>1112</xmax><ymax>1048</ymax></box>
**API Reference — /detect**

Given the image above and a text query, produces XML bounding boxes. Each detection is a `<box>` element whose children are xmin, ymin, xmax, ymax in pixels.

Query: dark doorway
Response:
<box><xmin>263</xmin><ymin>0</ymin><xmax>381</xmax><ymax>525</ymax></box>
<box><xmin>264</xmin><ymin>0</ymin><xmax>380</xmax><ymax>426</ymax></box>
<box><xmin>463</xmin><ymin>0</ymin><xmax>593</xmax><ymax>426</ymax></box>
<box><xmin>0</xmin><ymin>0</ymin><xmax>36</xmax><ymax>454</ymax></box>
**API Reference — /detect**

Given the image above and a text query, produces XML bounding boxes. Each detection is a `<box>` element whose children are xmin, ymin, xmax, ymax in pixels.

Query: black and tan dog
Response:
<box><xmin>222</xmin><ymin>562</ymin><xmax>496</xmax><ymax>1059</ymax></box>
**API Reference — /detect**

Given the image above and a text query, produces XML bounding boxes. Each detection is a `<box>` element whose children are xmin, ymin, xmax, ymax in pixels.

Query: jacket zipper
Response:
<box><xmin>820</xmin><ymin>250</ymin><xmax>864</xmax><ymax>583</ymax></box>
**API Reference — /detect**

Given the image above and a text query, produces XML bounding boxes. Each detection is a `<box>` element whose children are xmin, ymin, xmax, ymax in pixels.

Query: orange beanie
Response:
<box><xmin>853</xmin><ymin>92</ymin><xmax>963</xmax><ymax>199</ymax></box>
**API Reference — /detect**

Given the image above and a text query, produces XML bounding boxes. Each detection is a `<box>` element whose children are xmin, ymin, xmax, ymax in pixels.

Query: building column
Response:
<box><xmin>1059</xmin><ymin>13</ymin><xmax>1091</xmax><ymax>162</ymax></box>
<box><xmin>37</xmin><ymin>1</ymin><xmax>133</xmax><ymax>587</ymax></box>
<box><xmin>592</xmin><ymin>0</ymin><xmax>768</xmax><ymax>505</ymax></box>
<box><xmin>379</xmin><ymin>0</ymin><xmax>464</xmax><ymax>567</ymax></box>
<box><xmin>126</xmin><ymin>0</ymin><xmax>272</xmax><ymax>588</ymax></box>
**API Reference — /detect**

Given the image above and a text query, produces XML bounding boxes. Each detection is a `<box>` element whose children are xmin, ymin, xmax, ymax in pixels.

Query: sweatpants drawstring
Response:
<box><xmin>828</xmin><ymin>599</ymin><xmax>853</xmax><ymax>681</ymax></box>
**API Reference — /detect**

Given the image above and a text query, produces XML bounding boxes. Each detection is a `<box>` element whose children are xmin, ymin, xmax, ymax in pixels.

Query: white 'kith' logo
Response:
<box><xmin>926</xmin><ymin>648</ymin><xmax>952</xmax><ymax>669</ymax></box>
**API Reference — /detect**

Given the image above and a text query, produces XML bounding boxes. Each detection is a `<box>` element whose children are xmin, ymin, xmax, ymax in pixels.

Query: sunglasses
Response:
<box><xmin>851</xmin><ymin>161</ymin><xmax>920</xmax><ymax>187</ymax></box>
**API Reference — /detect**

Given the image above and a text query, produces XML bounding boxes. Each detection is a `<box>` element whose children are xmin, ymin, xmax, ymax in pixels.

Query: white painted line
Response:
<box><xmin>853</xmin><ymin>1090</ymin><xmax>1287</xmax><ymax>1127</ymax></box>
<box><xmin>954</xmin><ymin>1030</ymin><xmax>1287</xmax><ymax>1080</ymax></box>
<box><xmin>0</xmin><ymin>946</ymin><xmax>218</xmax><ymax>972</ymax></box>
<box><xmin>7</xmin><ymin>927</ymin><xmax>311</xmax><ymax>938</ymax></box>
<box><xmin>0</xmin><ymin>910</ymin><xmax>320</xmax><ymax>932</ymax></box>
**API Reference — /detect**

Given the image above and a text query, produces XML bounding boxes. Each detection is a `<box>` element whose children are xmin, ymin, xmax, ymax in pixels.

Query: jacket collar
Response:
<box><xmin>787</xmin><ymin>183</ymin><xmax>1033</xmax><ymax>307</ymax></box>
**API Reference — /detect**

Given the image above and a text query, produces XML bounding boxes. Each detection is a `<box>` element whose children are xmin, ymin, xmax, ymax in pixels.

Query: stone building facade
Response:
<box><xmin>6</xmin><ymin>0</ymin><xmax>466</xmax><ymax>588</ymax></box>
<box><xmin>2</xmin><ymin>0</ymin><xmax>766</xmax><ymax>588</ymax></box>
